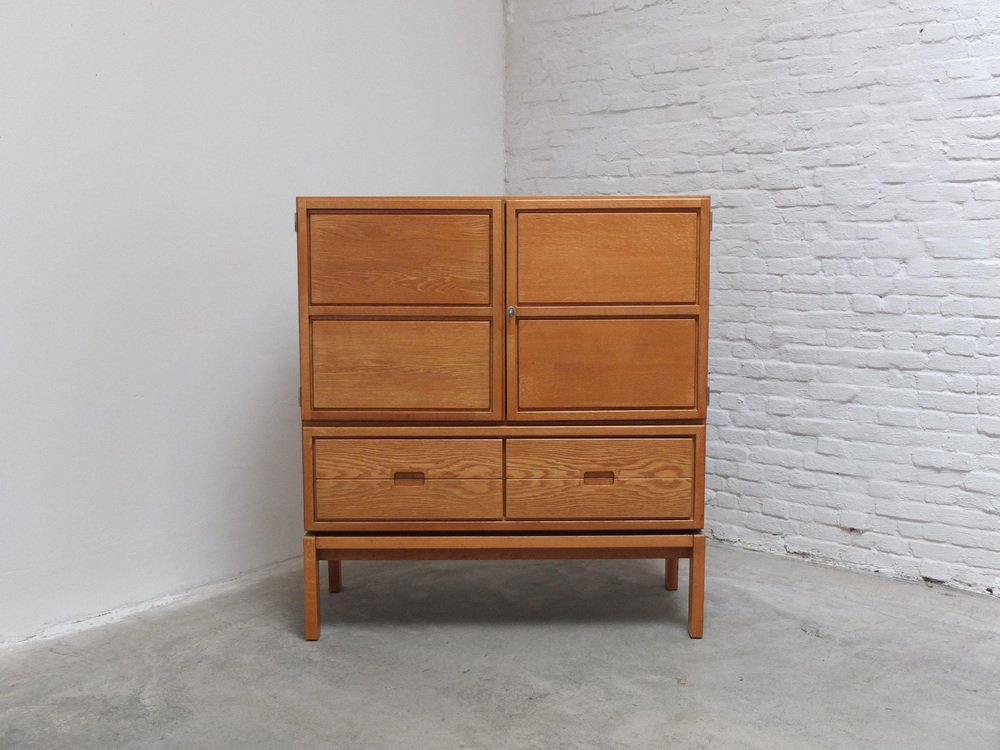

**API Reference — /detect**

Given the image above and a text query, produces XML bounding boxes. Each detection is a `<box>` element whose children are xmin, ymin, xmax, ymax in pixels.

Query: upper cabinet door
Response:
<box><xmin>309</xmin><ymin>211</ymin><xmax>492</xmax><ymax>306</ymax></box>
<box><xmin>298</xmin><ymin>198</ymin><xmax>504</xmax><ymax>422</ymax></box>
<box><xmin>506</xmin><ymin>197</ymin><xmax>710</xmax><ymax>422</ymax></box>
<box><xmin>516</xmin><ymin>209</ymin><xmax>699</xmax><ymax>305</ymax></box>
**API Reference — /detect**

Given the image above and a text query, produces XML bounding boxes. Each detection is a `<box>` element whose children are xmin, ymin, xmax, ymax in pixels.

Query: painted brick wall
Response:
<box><xmin>504</xmin><ymin>0</ymin><xmax>1000</xmax><ymax>595</ymax></box>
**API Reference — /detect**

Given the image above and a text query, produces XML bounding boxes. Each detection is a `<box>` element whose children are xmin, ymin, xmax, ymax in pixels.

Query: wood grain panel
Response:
<box><xmin>316</xmin><ymin>479</ymin><xmax>502</xmax><ymax>520</ymax></box>
<box><xmin>310</xmin><ymin>212</ymin><xmax>491</xmax><ymax>305</ymax></box>
<box><xmin>516</xmin><ymin>210</ymin><xmax>698</xmax><ymax>304</ymax></box>
<box><xmin>313</xmin><ymin>533</ymin><xmax>696</xmax><ymax>557</ymax></box>
<box><xmin>506</xmin><ymin>438</ymin><xmax>694</xmax><ymax>479</ymax></box>
<box><xmin>312</xmin><ymin>319</ymin><xmax>492</xmax><ymax>410</ymax></box>
<box><xmin>315</xmin><ymin>439</ymin><xmax>501</xmax><ymax>479</ymax></box>
<box><xmin>506</xmin><ymin>479</ymin><xmax>694</xmax><ymax>520</ymax></box>
<box><xmin>516</xmin><ymin>318</ymin><xmax>697</xmax><ymax>410</ymax></box>
<box><xmin>304</xmin><ymin>424</ymin><xmax>705</xmax><ymax>438</ymax></box>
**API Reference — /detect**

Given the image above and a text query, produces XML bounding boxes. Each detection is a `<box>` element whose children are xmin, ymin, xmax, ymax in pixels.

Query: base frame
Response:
<box><xmin>303</xmin><ymin>533</ymin><xmax>706</xmax><ymax>640</ymax></box>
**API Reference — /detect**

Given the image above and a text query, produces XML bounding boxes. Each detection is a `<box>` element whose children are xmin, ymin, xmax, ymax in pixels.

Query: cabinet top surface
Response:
<box><xmin>297</xmin><ymin>195</ymin><xmax>710</xmax><ymax>205</ymax></box>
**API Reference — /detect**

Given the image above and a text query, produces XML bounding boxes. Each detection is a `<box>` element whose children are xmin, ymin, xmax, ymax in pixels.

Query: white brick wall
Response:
<box><xmin>504</xmin><ymin>0</ymin><xmax>1000</xmax><ymax>596</ymax></box>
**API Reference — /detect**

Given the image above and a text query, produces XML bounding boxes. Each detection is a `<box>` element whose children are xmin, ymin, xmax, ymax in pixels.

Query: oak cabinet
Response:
<box><xmin>297</xmin><ymin>196</ymin><xmax>710</xmax><ymax>640</ymax></box>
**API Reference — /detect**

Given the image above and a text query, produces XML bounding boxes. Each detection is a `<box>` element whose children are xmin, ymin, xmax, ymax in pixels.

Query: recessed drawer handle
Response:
<box><xmin>583</xmin><ymin>470</ymin><xmax>615</xmax><ymax>485</ymax></box>
<box><xmin>393</xmin><ymin>471</ymin><xmax>426</xmax><ymax>486</ymax></box>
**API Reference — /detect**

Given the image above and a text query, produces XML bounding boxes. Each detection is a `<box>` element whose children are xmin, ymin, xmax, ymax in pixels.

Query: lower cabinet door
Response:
<box><xmin>308</xmin><ymin>318</ymin><xmax>501</xmax><ymax>421</ymax></box>
<box><xmin>509</xmin><ymin>317</ymin><xmax>702</xmax><ymax>421</ymax></box>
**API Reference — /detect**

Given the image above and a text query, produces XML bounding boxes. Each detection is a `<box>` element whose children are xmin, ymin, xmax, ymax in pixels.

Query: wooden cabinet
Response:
<box><xmin>297</xmin><ymin>196</ymin><xmax>710</xmax><ymax>640</ymax></box>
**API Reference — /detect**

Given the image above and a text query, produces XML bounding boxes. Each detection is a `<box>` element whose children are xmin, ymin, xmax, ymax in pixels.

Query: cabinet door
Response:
<box><xmin>506</xmin><ymin>197</ymin><xmax>709</xmax><ymax>421</ymax></box>
<box><xmin>298</xmin><ymin>198</ymin><xmax>504</xmax><ymax>421</ymax></box>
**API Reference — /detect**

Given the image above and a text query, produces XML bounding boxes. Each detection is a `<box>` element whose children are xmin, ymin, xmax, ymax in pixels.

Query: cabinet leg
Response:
<box><xmin>688</xmin><ymin>535</ymin><xmax>705</xmax><ymax>639</ymax></box>
<box><xmin>328</xmin><ymin>559</ymin><xmax>342</xmax><ymax>593</ymax></box>
<box><xmin>304</xmin><ymin>536</ymin><xmax>320</xmax><ymax>641</ymax></box>
<box><xmin>665</xmin><ymin>557</ymin><xmax>679</xmax><ymax>590</ymax></box>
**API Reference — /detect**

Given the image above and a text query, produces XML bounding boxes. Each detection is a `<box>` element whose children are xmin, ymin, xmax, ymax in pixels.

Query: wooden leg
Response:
<box><xmin>665</xmin><ymin>557</ymin><xmax>679</xmax><ymax>590</ymax></box>
<box><xmin>328</xmin><ymin>559</ymin><xmax>342</xmax><ymax>593</ymax></box>
<box><xmin>304</xmin><ymin>536</ymin><xmax>320</xmax><ymax>641</ymax></box>
<box><xmin>688</xmin><ymin>535</ymin><xmax>705</xmax><ymax>639</ymax></box>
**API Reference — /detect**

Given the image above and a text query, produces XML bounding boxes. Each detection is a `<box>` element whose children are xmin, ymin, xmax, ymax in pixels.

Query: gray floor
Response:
<box><xmin>2</xmin><ymin>544</ymin><xmax>999</xmax><ymax>750</ymax></box>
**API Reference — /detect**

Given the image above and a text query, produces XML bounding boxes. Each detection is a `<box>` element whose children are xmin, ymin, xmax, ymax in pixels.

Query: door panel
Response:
<box><xmin>311</xmin><ymin>319</ymin><xmax>496</xmax><ymax>417</ymax></box>
<box><xmin>516</xmin><ymin>211</ymin><xmax>698</xmax><ymax>304</ymax></box>
<box><xmin>310</xmin><ymin>212</ymin><xmax>491</xmax><ymax>306</ymax></box>
<box><xmin>512</xmin><ymin>318</ymin><xmax>698</xmax><ymax>419</ymax></box>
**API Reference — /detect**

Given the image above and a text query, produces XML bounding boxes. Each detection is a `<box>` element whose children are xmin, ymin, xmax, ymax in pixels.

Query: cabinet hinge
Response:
<box><xmin>709</xmin><ymin>210</ymin><xmax>713</xmax><ymax>233</ymax></box>
<box><xmin>294</xmin><ymin>212</ymin><xmax>299</xmax><ymax>233</ymax></box>
<box><xmin>298</xmin><ymin>387</ymin><xmax>302</xmax><ymax>407</ymax></box>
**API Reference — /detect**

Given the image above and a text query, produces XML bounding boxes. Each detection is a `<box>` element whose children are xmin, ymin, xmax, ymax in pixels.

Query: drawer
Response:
<box><xmin>513</xmin><ymin>208</ymin><xmax>700</xmax><ymax>305</ymax></box>
<box><xmin>315</xmin><ymin>439</ymin><xmax>502</xmax><ymax>479</ymax></box>
<box><xmin>309</xmin><ymin>210</ymin><xmax>493</xmax><ymax>305</ymax></box>
<box><xmin>312</xmin><ymin>438</ymin><xmax>503</xmax><ymax>521</ymax></box>
<box><xmin>506</xmin><ymin>438</ymin><xmax>695</xmax><ymax>479</ymax></box>
<box><xmin>316</xmin><ymin>479</ymin><xmax>502</xmax><ymax>521</ymax></box>
<box><xmin>505</xmin><ymin>438</ymin><xmax>695</xmax><ymax>521</ymax></box>
<box><xmin>505</xmin><ymin>480</ymin><xmax>693</xmax><ymax>520</ymax></box>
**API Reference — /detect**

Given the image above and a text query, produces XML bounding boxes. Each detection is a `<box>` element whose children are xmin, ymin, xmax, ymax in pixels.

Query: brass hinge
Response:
<box><xmin>294</xmin><ymin>212</ymin><xmax>298</xmax><ymax>233</ymax></box>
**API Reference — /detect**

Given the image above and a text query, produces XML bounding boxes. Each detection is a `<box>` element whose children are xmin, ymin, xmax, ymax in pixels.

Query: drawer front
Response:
<box><xmin>506</xmin><ymin>438</ymin><xmax>695</xmax><ymax>520</ymax></box>
<box><xmin>506</xmin><ymin>438</ymin><xmax>694</xmax><ymax>478</ymax></box>
<box><xmin>515</xmin><ymin>209</ymin><xmax>699</xmax><ymax>305</ymax></box>
<box><xmin>514</xmin><ymin>318</ymin><xmax>697</xmax><ymax>413</ymax></box>
<box><xmin>309</xmin><ymin>211</ymin><xmax>492</xmax><ymax>306</ymax></box>
<box><xmin>311</xmin><ymin>438</ymin><xmax>502</xmax><ymax>521</ymax></box>
<box><xmin>311</xmin><ymin>319</ymin><xmax>493</xmax><ymax>412</ymax></box>
<box><xmin>315</xmin><ymin>439</ymin><xmax>502</xmax><ymax>479</ymax></box>
<box><xmin>316</xmin><ymin>479</ymin><xmax>502</xmax><ymax>521</ymax></box>
<box><xmin>506</xmin><ymin>479</ymin><xmax>693</xmax><ymax>520</ymax></box>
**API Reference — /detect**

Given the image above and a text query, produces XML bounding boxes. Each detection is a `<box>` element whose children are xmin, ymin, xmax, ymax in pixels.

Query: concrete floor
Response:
<box><xmin>2</xmin><ymin>544</ymin><xmax>998</xmax><ymax>749</ymax></box>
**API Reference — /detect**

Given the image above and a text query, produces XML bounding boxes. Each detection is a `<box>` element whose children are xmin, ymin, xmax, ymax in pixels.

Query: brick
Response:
<box><xmin>506</xmin><ymin>0</ymin><xmax>1000</xmax><ymax>598</ymax></box>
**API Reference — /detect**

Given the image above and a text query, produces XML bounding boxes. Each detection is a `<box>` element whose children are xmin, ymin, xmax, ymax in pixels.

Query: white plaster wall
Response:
<box><xmin>505</xmin><ymin>0</ymin><xmax>1000</xmax><ymax>595</ymax></box>
<box><xmin>0</xmin><ymin>0</ymin><xmax>505</xmax><ymax>644</ymax></box>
